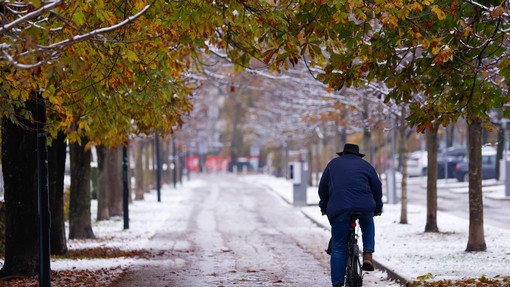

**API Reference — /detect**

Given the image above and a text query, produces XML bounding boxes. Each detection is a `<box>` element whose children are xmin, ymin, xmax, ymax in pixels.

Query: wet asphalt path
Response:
<box><xmin>114</xmin><ymin>174</ymin><xmax>396</xmax><ymax>287</ymax></box>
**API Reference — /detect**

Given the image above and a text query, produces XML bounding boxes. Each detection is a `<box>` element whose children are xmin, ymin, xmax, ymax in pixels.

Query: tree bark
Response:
<box><xmin>96</xmin><ymin>145</ymin><xmax>109</xmax><ymax>221</ymax></box>
<box><xmin>162</xmin><ymin>139</ymin><xmax>171</xmax><ymax>184</ymax></box>
<box><xmin>362</xmin><ymin>98</ymin><xmax>372</xmax><ymax>163</ymax></box>
<box><xmin>363</xmin><ymin>127</ymin><xmax>371</xmax><ymax>164</ymax></box>
<box><xmin>307</xmin><ymin>144</ymin><xmax>314</xmax><ymax>186</ymax></box>
<box><xmin>228</xmin><ymin>102</ymin><xmax>241</xmax><ymax>172</ymax></box>
<box><xmin>0</xmin><ymin>99</ymin><xmax>39</xmax><ymax>277</ymax></box>
<box><xmin>134</xmin><ymin>139</ymin><xmax>145</xmax><ymax>200</ymax></box>
<box><xmin>399</xmin><ymin>107</ymin><xmax>408</xmax><ymax>225</ymax></box>
<box><xmin>48</xmin><ymin>131</ymin><xmax>68</xmax><ymax>255</ymax></box>
<box><xmin>106</xmin><ymin>147</ymin><xmax>123</xmax><ymax>216</ymax></box>
<box><xmin>144</xmin><ymin>139</ymin><xmax>153</xmax><ymax>192</ymax></box>
<box><xmin>466</xmin><ymin>118</ymin><xmax>487</xmax><ymax>251</ymax></box>
<box><xmin>425</xmin><ymin>125</ymin><xmax>439</xmax><ymax>232</ymax></box>
<box><xmin>69</xmin><ymin>138</ymin><xmax>95</xmax><ymax>239</ymax></box>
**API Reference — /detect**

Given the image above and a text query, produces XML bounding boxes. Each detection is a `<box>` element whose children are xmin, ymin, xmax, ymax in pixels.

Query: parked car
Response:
<box><xmin>437</xmin><ymin>146</ymin><xmax>467</xmax><ymax>179</ymax></box>
<box><xmin>407</xmin><ymin>150</ymin><xmax>428</xmax><ymax>177</ymax></box>
<box><xmin>407</xmin><ymin>146</ymin><xmax>467</xmax><ymax>178</ymax></box>
<box><xmin>454</xmin><ymin>146</ymin><xmax>497</xmax><ymax>182</ymax></box>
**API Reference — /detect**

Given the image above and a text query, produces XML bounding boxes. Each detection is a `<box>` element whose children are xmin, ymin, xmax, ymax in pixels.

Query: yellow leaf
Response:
<box><xmin>463</xmin><ymin>26</ymin><xmax>472</xmax><ymax>37</ymax></box>
<box><xmin>422</xmin><ymin>38</ymin><xmax>430</xmax><ymax>49</ymax></box>
<box><xmin>125</xmin><ymin>50</ymin><xmax>140</xmax><ymax>62</ymax></box>
<box><xmin>384</xmin><ymin>15</ymin><xmax>399</xmax><ymax>28</ymax></box>
<box><xmin>431</xmin><ymin>5</ymin><xmax>446</xmax><ymax>20</ymax></box>
<box><xmin>32</xmin><ymin>0</ymin><xmax>41</xmax><ymax>8</ymax></box>
<box><xmin>78</xmin><ymin>121</ymin><xmax>88</xmax><ymax>132</ymax></box>
<box><xmin>432</xmin><ymin>46</ymin><xmax>453</xmax><ymax>64</ymax></box>
<box><xmin>135</xmin><ymin>0</ymin><xmax>147</xmax><ymax>11</ymax></box>
<box><xmin>408</xmin><ymin>2</ymin><xmax>423</xmax><ymax>12</ymax></box>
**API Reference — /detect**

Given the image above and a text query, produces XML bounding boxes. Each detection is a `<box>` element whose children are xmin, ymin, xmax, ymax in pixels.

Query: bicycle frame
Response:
<box><xmin>344</xmin><ymin>212</ymin><xmax>363</xmax><ymax>287</ymax></box>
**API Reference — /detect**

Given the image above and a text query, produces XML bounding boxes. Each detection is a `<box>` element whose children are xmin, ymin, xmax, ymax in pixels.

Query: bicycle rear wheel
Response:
<box><xmin>345</xmin><ymin>244</ymin><xmax>363</xmax><ymax>287</ymax></box>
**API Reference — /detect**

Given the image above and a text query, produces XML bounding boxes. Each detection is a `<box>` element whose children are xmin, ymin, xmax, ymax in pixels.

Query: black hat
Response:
<box><xmin>337</xmin><ymin>143</ymin><xmax>365</xmax><ymax>158</ymax></box>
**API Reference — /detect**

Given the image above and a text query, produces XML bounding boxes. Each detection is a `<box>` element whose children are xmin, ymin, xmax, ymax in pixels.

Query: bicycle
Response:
<box><xmin>344</xmin><ymin>212</ymin><xmax>363</xmax><ymax>287</ymax></box>
<box><xmin>325</xmin><ymin>212</ymin><xmax>364</xmax><ymax>287</ymax></box>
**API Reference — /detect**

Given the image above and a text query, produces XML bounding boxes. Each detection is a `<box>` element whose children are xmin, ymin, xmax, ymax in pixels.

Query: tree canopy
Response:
<box><xmin>2</xmin><ymin>0</ymin><xmax>510</xmax><ymax>142</ymax></box>
<box><xmin>211</xmin><ymin>0</ymin><xmax>510</xmax><ymax>131</ymax></box>
<box><xmin>2</xmin><ymin>0</ymin><xmax>206</xmax><ymax>146</ymax></box>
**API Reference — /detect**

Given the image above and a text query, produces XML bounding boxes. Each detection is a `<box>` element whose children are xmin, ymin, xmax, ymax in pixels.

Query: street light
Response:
<box><xmin>36</xmin><ymin>93</ymin><xmax>51</xmax><ymax>287</ymax></box>
<box><xmin>155</xmin><ymin>134</ymin><xmax>161</xmax><ymax>202</ymax></box>
<box><xmin>172</xmin><ymin>136</ymin><xmax>177</xmax><ymax>189</ymax></box>
<box><xmin>122</xmin><ymin>143</ymin><xmax>129</xmax><ymax>229</ymax></box>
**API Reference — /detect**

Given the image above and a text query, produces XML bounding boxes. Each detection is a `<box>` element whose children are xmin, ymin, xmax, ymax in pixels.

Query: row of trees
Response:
<box><xmin>184</xmin><ymin>41</ymin><xmax>501</xmax><ymax>256</ymax></box>
<box><xmin>2</xmin><ymin>0</ymin><xmax>510</xmax><ymax>279</ymax></box>
<box><xmin>202</xmin><ymin>0</ymin><xmax>510</xmax><ymax>253</ymax></box>
<box><xmin>1</xmin><ymin>0</ymin><xmax>213</xmax><ymax>278</ymax></box>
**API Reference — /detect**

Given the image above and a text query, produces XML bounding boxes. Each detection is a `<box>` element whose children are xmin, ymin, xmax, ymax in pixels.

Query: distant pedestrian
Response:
<box><xmin>318</xmin><ymin>143</ymin><xmax>383</xmax><ymax>287</ymax></box>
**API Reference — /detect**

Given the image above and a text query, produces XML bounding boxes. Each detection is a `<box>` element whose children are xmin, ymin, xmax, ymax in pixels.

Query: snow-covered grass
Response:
<box><xmin>0</xmin><ymin>178</ymin><xmax>209</xmax><ymax>286</ymax></box>
<box><xmin>53</xmin><ymin>178</ymin><xmax>210</xmax><ymax>271</ymax></box>
<box><xmin>244</xmin><ymin>174</ymin><xmax>510</xmax><ymax>284</ymax></box>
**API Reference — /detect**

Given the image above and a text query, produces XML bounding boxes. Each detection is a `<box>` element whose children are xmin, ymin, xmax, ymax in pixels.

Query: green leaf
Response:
<box><xmin>126</xmin><ymin>50</ymin><xmax>140</xmax><ymax>62</ymax></box>
<box><xmin>73</xmin><ymin>10</ymin><xmax>86</xmax><ymax>26</ymax></box>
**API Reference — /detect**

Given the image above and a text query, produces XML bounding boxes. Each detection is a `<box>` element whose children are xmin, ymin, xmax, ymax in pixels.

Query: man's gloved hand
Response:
<box><xmin>374</xmin><ymin>208</ymin><xmax>382</xmax><ymax>216</ymax></box>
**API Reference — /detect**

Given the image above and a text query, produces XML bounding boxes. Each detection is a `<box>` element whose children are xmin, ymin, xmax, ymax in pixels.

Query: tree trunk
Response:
<box><xmin>144</xmin><ymin>139</ymin><xmax>153</xmax><ymax>192</ymax></box>
<box><xmin>69</xmin><ymin>138</ymin><xmax>95</xmax><ymax>239</ymax></box>
<box><xmin>163</xmin><ymin>139</ymin><xmax>171</xmax><ymax>184</ymax></box>
<box><xmin>425</xmin><ymin>125</ymin><xmax>439</xmax><ymax>232</ymax></box>
<box><xmin>363</xmin><ymin>127</ymin><xmax>371</xmax><ymax>164</ymax></box>
<box><xmin>0</xmin><ymin>99</ymin><xmax>39</xmax><ymax>277</ymax></box>
<box><xmin>134</xmin><ymin>139</ymin><xmax>145</xmax><ymax>200</ymax></box>
<box><xmin>229</xmin><ymin>102</ymin><xmax>241</xmax><ymax>172</ymax></box>
<box><xmin>48</xmin><ymin>131</ymin><xmax>68</xmax><ymax>255</ymax></box>
<box><xmin>106</xmin><ymin>147</ymin><xmax>123</xmax><ymax>216</ymax></box>
<box><xmin>307</xmin><ymin>144</ymin><xmax>314</xmax><ymax>186</ymax></box>
<box><xmin>466</xmin><ymin>118</ymin><xmax>487</xmax><ymax>251</ymax></box>
<box><xmin>399</xmin><ymin>107</ymin><xmax>408</xmax><ymax>224</ymax></box>
<box><xmin>447</xmin><ymin>124</ymin><xmax>455</xmax><ymax>147</ymax></box>
<box><xmin>96</xmin><ymin>145</ymin><xmax>109</xmax><ymax>221</ymax></box>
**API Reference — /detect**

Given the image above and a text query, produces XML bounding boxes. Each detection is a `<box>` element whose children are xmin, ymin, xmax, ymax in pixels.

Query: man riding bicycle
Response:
<box><xmin>318</xmin><ymin>143</ymin><xmax>383</xmax><ymax>287</ymax></box>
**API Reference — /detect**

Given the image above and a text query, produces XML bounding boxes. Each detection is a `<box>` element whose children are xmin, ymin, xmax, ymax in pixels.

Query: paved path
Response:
<box><xmin>114</xmin><ymin>174</ymin><xmax>396</xmax><ymax>287</ymax></box>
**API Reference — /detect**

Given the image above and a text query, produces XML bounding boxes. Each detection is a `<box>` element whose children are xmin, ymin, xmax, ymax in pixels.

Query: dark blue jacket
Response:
<box><xmin>318</xmin><ymin>153</ymin><xmax>383</xmax><ymax>222</ymax></box>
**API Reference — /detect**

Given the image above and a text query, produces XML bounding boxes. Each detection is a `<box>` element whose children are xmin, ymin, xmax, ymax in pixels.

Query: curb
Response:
<box><xmin>300</xmin><ymin>209</ymin><xmax>409</xmax><ymax>286</ymax></box>
<box><xmin>485</xmin><ymin>194</ymin><xmax>510</xmax><ymax>201</ymax></box>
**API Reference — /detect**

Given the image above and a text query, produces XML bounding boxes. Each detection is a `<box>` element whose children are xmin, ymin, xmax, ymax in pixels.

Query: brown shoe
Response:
<box><xmin>362</xmin><ymin>252</ymin><xmax>374</xmax><ymax>271</ymax></box>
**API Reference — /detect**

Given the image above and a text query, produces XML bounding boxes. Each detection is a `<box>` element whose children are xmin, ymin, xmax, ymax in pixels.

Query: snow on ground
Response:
<box><xmin>243</xmin><ymin>174</ymin><xmax>510</xmax><ymax>283</ymax></box>
<box><xmin>49</xmin><ymin>178</ymin><xmax>210</xmax><ymax>271</ymax></box>
<box><xmin>1</xmin><ymin>173</ymin><xmax>509</xmax><ymax>285</ymax></box>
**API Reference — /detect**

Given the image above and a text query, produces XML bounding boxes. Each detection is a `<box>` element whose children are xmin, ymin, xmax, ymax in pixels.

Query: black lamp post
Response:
<box><xmin>36</xmin><ymin>93</ymin><xmax>51</xmax><ymax>287</ymax></box>
<box><xmin>122</xmin><ymin>144</ymin><xmax>129</xmax><ymax>229</ymax></box>
<box><xmin>155</xmin><ymin>135</ymin><xmax>161</xmax><ymax>202</ymax></box>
